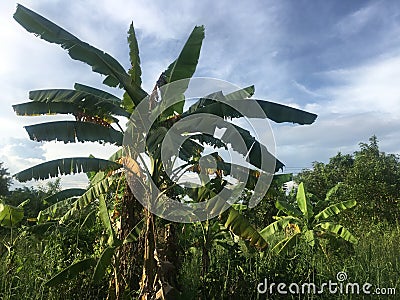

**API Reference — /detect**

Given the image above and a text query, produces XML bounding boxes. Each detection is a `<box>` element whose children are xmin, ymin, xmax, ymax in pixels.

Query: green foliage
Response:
<box><xmin>219</xmin><ymin>207</ymin><xmax>268</xmax><ymax>250</ymax></box>
<box><xmin>0</xmin><ymin>201</ymin><xmax>24</xmax><ymax>227</ymax></box>
<box><xmin>13</xmin><ymin>4</ymin><xmax>147</xmax><ymax>105</ymax></box>
<box><xmin>297</xmin><ymin>135</ymin><xmax>400</xmax><ymax>228</ymax></box>
<box><xmin>260</xmin><ymin>182</ymin><xmax>357</xmax><ymax>254</ymax></box>
<box><xmin>0</xmin><ymin>163</ymin><xmax>11</xmax><ymax>196</ymax></box>
<box><xmin>60</xmin><ymin>175</ymin><xmax>118</xmax><ymax>223</ymax></box>
<box><xmin>0</xmin><ymin>210</ymin><xmax>107</xmax><ymax>299</ymax></box>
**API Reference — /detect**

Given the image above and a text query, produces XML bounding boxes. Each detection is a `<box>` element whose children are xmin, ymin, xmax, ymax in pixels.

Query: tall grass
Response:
<box><xmin>177</xmin><ymin>223</ymin><xmax>399</xmax><ymax>299</ymax></box>
<box><xmin>1</xmin><ymin>223</ymin><xmax>398</xmax><ymax>299</ymax></box>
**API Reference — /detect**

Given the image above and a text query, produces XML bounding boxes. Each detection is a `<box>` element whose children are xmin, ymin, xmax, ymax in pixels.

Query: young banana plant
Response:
<box><xmin>260</xmin><ymin>182</ymin><xmax>357</xmax><ymax>255</ymax></box>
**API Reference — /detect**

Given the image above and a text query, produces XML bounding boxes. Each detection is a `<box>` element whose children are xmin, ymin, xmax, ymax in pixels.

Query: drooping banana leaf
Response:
<box><xmin>27</xmin><ymin>222</ymin><xmax>58</xmax><ymax>235</ymax></box>
<box><xmin>184</xmin><ymin>91</ymin><xmax>225</xmax><ymax>115</ymax></box>
<box><xmin>219</xmin><ymin>207</ymin><xmax>268</xmax><ymax>250</ymax></box>
<box><xmin>178</xmin><ymin>139</ymin><xmax>204</xmax><ymax>162</ymax></box>
<box><xmin>37</xmin><ymin>198</ymin><xmax>76</xmax><ymax>223</ymax></box>
<box><xmin>145</xmin><ymin>126</ymin><xmax>168</xmax><ymax>157</ymax></box>
<box><xmin>42</xmin><ymin>188</ymin><xmax>86</xmax><ymax>205</ymax></box>
<box><xmin>24</xmin><ymin>121</ymin><xmax>123</xmax><ymax>145</ymax></box>
<box><xmin>60</xmin><ymin>176</ymin><xmax>117</xmax><ymax>223</ymax></box>
<box><xmin>44</xmin><ymin>258</ymin><xmax>96</xmax><ymax>287</ymax></box>
<box><xmin>87</xmin><ymin>149</ymin><xmax>124</xmax><ymax>184</ymax></box>
<box><xmin>270</xmin><ymin>232</ymin><xmax>300</xmax><ymax>255</ymax></box>
<box><xmin>185</xmin><ymin>87</ymin><xmax>254</xmax><ymax>114</ymax></box>
<box><xmin>80</xmin><ymin>210</ymin><xmax>97</xmax><ymax>229</ymax></box>
<box><xmin>14</xmin><ymin>157</ymin><xmax>121</xmax><ymax>182</ymax></box>
<box><xmin>317</xmin><ymin>222</ymin><xmax>357</xmax><ymax>244</ymax></box>
<box><xmin>314</xmin><ymin>200</ymin><xmax>357</xmax><ymax>221</ymax></box>
<box><xmin>13</xmin><ymin>102</ymin><xmax>81</xmax><ymax>116</ymax></box>
<box><xmin>234</xmin><ymin>125</ymin><xmax>284</xmax><ymax>172</ymax></box>
<box><xmin>13</xmin><ymin>4</ymin><xmax>147</xmax><ymax>106</ymax></box>
<box><xmin>177</xmin><ymin>115</ymin><xmax>284</xmax><ymax>172</ymax></box>
<box><xmin>224</xmin><ymin>85</ymin><xmax>255</xmax><ymax>101</ymax></box>
<box><xmin>259</xmin><ymin>216</ymin><xmax>299</xmax><ymax>238</ymax></box>
<box><xmin>188</xmin><ymin>133</ymin><xmax>227</xmax><ymax>150</ymax></box>
<box><xmin>74</xmin><ymin>83</ymin><xmax>121</xmax><ymax>102</ymax></box>
<box><xmin>28</xmin><ymin>89</ymin><xmax>129</xmax><ymax>118</ymax></box>
<box><xmin>29</xmin><ymin>88</ymin><xmax>119</xmax><ymax>104</ymax></box>
<box><xmin>187</xmin><ymin>154</ymin><xmax>262</xmax><ymax>190</ymax></box>
<box><xmin>185</xmin><ymin>98</ymin><xmax>317</xmax><ymax>125</ymax></box>
<box><xmin>13</xmin><ymin>101</ymin><xmax>121</xmax><ymax>126</ymax></box>
<box><xmin>161</xmin><ymin>25</ymin><xmax>205</xmax><ymax>116</ymax></box>
<box><xmin>36</xmin><ymin>189</ymin><xmax>86</xmax><ymax>223</ymax></box>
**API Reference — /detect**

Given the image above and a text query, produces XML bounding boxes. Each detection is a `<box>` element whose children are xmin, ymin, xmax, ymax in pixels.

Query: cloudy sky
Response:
<box><xmin>1</xmin><ymin>0</ymin><xmax>400</xmax><ymax>189</ymax></box>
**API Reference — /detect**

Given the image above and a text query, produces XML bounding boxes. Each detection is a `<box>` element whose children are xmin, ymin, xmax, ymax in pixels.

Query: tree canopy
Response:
<box><xmin>296</xmin><ymin>135</ymin><xmax>400</xmax><ymax>227</ymax></box>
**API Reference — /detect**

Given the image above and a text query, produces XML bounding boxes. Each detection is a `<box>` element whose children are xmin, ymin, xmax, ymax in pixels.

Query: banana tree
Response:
<box><xmin>12</xmin><ymin>4</ymin><xmax>317</xmax><ymax>298</ymax></box>
<box><xmin>260</xmin><ymin>182</ymin><xmax>357</xmax><ymax>255</ymax></box>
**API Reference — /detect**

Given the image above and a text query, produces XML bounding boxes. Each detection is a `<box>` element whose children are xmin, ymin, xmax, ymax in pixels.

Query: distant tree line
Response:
<box><xmin>296</xmin><ymin>135</ymin><xmax>400</xmax><ymax>229</ymax></box>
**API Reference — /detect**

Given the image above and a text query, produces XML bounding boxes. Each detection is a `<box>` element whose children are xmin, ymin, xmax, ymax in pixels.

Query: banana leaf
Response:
<box><xmin>0</xmin><ymin>202</ymin><xmax>24</xmax><ymax>227</ymax></box>
<box><xmin>13</xmin><ymin>4</ymin><xmax>147</xmax><ymax>106</ymax></box>
<box><xmin>186</xmin><ymin>98</ymin><xmax>317</xmax><ymax>125</ymax></box>
<box><xmin>24</xmin><ymin>121</ymin><xmax>123</xmax><ymax>145</ymax></box>
<box><xmin>14</xmin><ymin>157</ymin><xmax>121</xmax><ymax>182</ymax></box>
<box><xmin>219</xmin><ymin>207</ymin><xmax>268</xmax><ymax>250</ymax></box>
<box><xmin>314</xmin><ymin>200</ymin><xmax>357</xmax><ymax>221</ymax></box>
<box><xmin>60</xmin><ymin>176</ymin><xmax>117</xmax><ymax>223</ymax></box>
<box><xmin>161</xmin><ymin>25</ymin><xmax>205</xmax><ymax>116</ymax></box>
<box><xmin>44</xmin><ymin>258</ymin><xmax>96</xmax><ymax>287</ymax></box>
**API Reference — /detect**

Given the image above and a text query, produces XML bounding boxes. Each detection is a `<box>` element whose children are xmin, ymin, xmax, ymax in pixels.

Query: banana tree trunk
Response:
<box><xmin>139</xmin><ymin>208</ymin><xmax>157</xmax><ymax>300</ymax></box>
<box><xmin>115</xmin><ymin>184</ymin><xmax>142</xmax><ymax>299</ymax></box>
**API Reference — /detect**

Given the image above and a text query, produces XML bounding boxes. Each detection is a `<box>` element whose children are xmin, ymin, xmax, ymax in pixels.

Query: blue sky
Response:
<box><xmin>1</xmin><ymin>0</ymin><xmax>400</xmax><ymax>188</ymax></box>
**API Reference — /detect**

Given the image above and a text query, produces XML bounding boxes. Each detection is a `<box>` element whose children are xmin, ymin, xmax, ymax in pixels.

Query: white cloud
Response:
<box><xmin>321</xmin><ymin>54</ymin><xmax>400</xmax><ymax>116</ymax></box>
<box><xmin>0</xmin><ymin>138</ymin><xmax>46</xmax><ymax>189</ymax></box>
